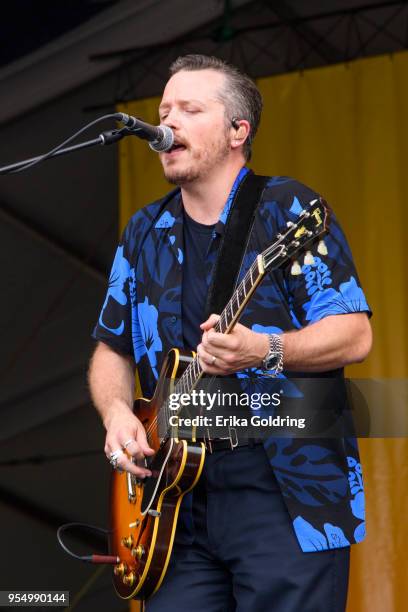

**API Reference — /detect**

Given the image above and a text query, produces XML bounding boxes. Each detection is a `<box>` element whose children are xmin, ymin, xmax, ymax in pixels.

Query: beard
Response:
<box><xmin>162</xmin><ymin>131</ymin><xmax>231</xmax><ymax>185</ymax></box>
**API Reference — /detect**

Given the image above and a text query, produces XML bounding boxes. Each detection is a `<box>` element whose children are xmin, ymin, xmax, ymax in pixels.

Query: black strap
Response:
<box><xmin>204</xmin><ymin>172</ymin><xmax>268</xmax><ymax>318</ymax></box>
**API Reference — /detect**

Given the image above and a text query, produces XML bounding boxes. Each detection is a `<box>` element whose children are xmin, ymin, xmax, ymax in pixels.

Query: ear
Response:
<box><xmin>230</xmin><ymin>119</ymin><xmax>251</xmax><ymax>150</ymax></box>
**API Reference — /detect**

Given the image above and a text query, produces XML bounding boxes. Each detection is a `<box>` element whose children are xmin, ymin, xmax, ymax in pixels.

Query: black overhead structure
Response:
<box><xmin>87</xmin><ymin>0</ymin><xmax>408</xmax><ymax>111</ymax></box>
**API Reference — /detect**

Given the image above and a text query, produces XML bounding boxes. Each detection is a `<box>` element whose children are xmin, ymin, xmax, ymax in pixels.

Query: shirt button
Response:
<box><xmin>171</xmin><ymin>315</ymin><xmax>177</xmax><ymax>324</ymax></box>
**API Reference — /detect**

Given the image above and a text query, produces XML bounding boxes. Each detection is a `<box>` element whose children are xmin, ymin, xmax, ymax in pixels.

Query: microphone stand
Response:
<box><xmin>0</xmin><ymin>128</ymin><xmax>129</xmax><ymax>175</ymax></box>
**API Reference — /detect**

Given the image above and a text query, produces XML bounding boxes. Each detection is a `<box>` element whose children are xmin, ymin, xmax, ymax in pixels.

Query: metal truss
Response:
<box><xmin>86</xmin><ymin>0</ymin><xmax>408</xmax><ymax>111</ymax></box>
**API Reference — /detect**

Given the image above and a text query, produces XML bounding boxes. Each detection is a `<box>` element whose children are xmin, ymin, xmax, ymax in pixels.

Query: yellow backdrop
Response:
<box><xmin>119</xmin><ymin>50</ymin><xmax>408</xmax><ymax>612</ymax></box>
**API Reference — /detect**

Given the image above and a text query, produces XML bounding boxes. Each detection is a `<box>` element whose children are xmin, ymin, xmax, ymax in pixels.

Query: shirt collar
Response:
<box><xmin>154</xmin><ymin>187</ymin><xmax>182</xmax><ymax>229</ymax></box>
<box><xmin>213</xmin><ymin>166</ymin><xmax>250</xmax><ymax>237</ymax></box>
<box><xmin>154</xmin><ymin>166</ymin><xmax>250</xmax><ymax>233</ymax></box>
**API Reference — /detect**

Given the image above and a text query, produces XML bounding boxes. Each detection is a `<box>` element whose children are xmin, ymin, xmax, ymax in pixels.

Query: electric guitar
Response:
<box><xmin>109</xmin><ymin>197</ymin><xmax>330</xmax><ymax>601</ymax></box>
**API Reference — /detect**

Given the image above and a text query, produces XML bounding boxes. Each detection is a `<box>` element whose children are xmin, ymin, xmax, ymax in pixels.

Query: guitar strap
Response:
<box><xmin>204</xmin><ymin>171</ymin><xmax>269</xmax><ymax>319</ymax></box>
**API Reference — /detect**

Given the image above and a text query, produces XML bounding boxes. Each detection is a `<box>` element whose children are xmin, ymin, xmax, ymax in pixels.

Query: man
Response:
<box><xmin>89</xmin><ymin>54</ymin><xmax>372</xmax><ymax>611</ymax></box>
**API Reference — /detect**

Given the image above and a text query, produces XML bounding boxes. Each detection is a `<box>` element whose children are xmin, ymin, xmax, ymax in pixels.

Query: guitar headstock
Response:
<box><xmin>262</xmin><ymin>198</ymin><xmax>330</xmax><ymax>273</ymax></box>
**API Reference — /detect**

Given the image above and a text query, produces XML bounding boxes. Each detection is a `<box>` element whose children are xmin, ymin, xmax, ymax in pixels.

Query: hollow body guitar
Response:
<box><xmin>109</xmin><ymin>198</ymin><xmax>329</xmax><ymax>601</ymax></box>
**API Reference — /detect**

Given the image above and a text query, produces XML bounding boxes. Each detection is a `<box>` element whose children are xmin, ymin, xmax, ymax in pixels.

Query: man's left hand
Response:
<box><xmin>198</xmin><ymin>314</ymin><xmax>269</xmax><ymax>375</ymax></box>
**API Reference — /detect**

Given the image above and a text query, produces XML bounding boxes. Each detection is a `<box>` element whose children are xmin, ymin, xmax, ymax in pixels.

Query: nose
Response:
<box><xmin>161</xmin><ymin>107</ymin><xmax>180</xmax><ymax>129</ymax></box>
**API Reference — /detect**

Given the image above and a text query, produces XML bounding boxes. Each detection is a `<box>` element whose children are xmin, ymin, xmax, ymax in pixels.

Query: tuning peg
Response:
<box><xmin>317</xmin><ymin>239</ymin><xmax>328</xmax><ymax>256</ymax></box>
<box><xmin>290</xmin><ymin>260</ymin><xmax>302</xmax><ymax>275</ymax></box>
<box><xmin>304</xmin><ymin>251</ymin><xmax>315</xmax><ymax>265</ymax></box>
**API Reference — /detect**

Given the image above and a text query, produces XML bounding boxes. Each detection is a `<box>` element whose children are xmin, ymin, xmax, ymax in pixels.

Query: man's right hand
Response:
<box><xmin>104</xmin><ymin>400</ymin><xmax>155</xmax><ymax>478</ymax></box>
<box><xmin>88</xmin><ymin>342</ymin><xmax>155</xmax><ymax>478</ymax></box>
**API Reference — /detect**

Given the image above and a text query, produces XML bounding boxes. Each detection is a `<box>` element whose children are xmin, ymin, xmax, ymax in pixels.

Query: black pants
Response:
<box><xmin>147</xmin><ymin>444</ymin><xmax>350</xmax><ymax>612</ymax></box>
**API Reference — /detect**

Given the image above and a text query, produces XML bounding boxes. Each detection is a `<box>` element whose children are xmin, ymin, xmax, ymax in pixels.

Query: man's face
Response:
<box><xmin>158</xmin><ymin>69</ymin><xmax>232</xmax><ymax>184</ymax></box>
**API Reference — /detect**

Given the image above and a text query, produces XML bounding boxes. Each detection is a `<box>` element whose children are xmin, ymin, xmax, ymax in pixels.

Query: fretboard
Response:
<box><xmin>173</xmin><ymin>255</ymin><xmax>264</xmax><ymax>397</ymax></box>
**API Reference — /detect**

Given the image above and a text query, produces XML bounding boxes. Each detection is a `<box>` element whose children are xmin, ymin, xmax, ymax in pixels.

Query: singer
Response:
<box><xmin>89</xmin><ymin>55</ymin><xmax>372</xmax><ymax>611</ymax></box>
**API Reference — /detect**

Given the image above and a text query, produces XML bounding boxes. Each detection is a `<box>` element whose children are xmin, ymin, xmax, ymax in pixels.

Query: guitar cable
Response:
<box><xmin>57</xmin><ymin>522</ymin><xmax>119</xmax><ymax>565</ymax></box>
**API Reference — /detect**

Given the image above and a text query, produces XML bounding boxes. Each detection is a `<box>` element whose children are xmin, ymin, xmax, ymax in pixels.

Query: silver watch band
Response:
<box><xmin>262</xmin><ymin>333</ymin><xmax>284</xmax><ymax>377</ymax></box>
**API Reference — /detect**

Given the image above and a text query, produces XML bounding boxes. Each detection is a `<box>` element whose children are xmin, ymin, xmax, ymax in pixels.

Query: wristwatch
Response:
<box><xmin>261</xmin><ymin>333</ymin><xmax>284</xmax><ymax>377</ymax></box>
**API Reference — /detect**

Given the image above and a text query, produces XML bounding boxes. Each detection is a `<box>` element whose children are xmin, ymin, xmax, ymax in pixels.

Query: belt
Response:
<box><xmin>198</xmin><ymin>430</ymin><xmax>264</xmax><ymax>452</ymax></box>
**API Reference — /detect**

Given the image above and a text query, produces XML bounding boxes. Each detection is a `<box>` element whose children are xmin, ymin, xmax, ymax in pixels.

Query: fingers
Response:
<box><xmin>105</xmin><ymin>417</ymin><xmax>155</xmax><ymax>478</ymax></box>
<box><xmin>123</xmin><ymin>437</ymin><xmax>155</xmax><ymax>462</ymax></box>
<box><xmin>197</xmin><ymin>343</ymin><xmax>232</xmax><ymax>375</ymax></box>
<box><xmin>197</xmin><ymin>314</ymin><xmax>239</xmax><ymax>375</ymax></box>
<box><xmin>200</xmin><ymin>313</ymin><xmax>220</xmax><ymax>331</ymax></box>
<box><xmin>201</xmin><ymin>324</ymin><xmax>239</xmax><ymax>353</ymax></box>
<box><xmin>119</xmin><ymin>449</ymin><xmax>152</xmax><ymax>479</ymax></box>
<box><xmin>203</xmin><ymin>330</ymin><xmax>238</xmax><ymax>351</ymax></box>
<box><xmin>131</xmin><ymin>425</ymin><xmax>156</xmax><ymax>459</ymax></box>
<box><xmin>197</xmin><ymin>322</ymin><xmax>255</xmax><ymax>374</ymax></box>
<box><xmin>106</xmin><ymin>443</ymin><xmax>152</xmax><ymax>478</ymax></box>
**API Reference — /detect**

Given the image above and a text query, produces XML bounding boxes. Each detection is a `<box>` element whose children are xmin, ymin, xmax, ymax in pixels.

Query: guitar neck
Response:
<box><xmin>175</xmin><ymin>254</ymin><xmax>265</xmax><ymax>395</ymax></box>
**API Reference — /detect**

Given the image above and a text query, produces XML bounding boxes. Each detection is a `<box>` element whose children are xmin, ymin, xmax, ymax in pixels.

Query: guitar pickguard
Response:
<box><xmin>139</xmin><ymin>438</ymin><xmax>174</xmax><ymax>514</ymax></box>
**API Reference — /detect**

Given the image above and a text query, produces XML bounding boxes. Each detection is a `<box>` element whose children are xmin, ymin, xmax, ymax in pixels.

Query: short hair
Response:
<box><xmin>169</xmin><ymin>54</ymin><xmax>263</xmax><ymax>161</ymax></box>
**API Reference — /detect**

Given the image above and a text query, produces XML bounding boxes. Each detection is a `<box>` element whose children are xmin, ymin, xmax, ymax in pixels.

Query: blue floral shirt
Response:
<box><xmin>93</xmin><ymin>168</ymin><xmax>371</xmax><ymax>552</ymax></box>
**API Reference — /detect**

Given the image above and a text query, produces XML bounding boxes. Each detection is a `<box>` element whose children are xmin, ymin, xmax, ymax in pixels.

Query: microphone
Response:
<box><xmin>116</xmin><ymin>113</ymin><xmax>174</xmax><ymax>152</ymax></box>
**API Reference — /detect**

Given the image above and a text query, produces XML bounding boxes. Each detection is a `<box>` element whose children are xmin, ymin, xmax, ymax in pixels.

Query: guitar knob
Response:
<box><xmin>123</xmin><ymin>572</ymin><xmax>136</xmax><ymax>587</ymax></box>
<box><xmin>114</xmin><ymin>563</ymin><xmax>127</xmax><ymax>577</ymax></box>
<box><xmin>290</xmin><ymin>260</ymin><xmax>302</xmax><ymax>276</ymax></box>
<box><xmin>303</xmin><ymin>251</ymin><xmax>315</xmax><ymax>265</ymax></box>
<box><xmin>317</xmin><ymin>239</ymin><xmax>328</xmax><ymax>256</ymax></box>
<box><xmin>121</xmin><ymin>535</ymin><xmax>134</xmax><ymax>549</ymax></box>
<box><xmin>132</xmin><ymin>545</ymin><xmax>145</xmax><ymax>560</ymax></box>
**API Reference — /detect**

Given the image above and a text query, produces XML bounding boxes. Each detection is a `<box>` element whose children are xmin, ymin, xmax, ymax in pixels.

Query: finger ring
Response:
<box><xmin>109</xmin><ymin>448</ymin><xmax>123</xmax><ymax>468</ymax></box>
<box><xmin>211</xmin><ymin>355</ymin><xmax>217</xmax><ymax>365</ymax></box>
<box><xmin>110</xmin><ymin>456</ymin><xmax>121</xmax><ymax>469</ymax></box>
<box><xmin>123</xmin><ymin>439</ymin><xmax>134</xmax><ymax>450</ymax></box>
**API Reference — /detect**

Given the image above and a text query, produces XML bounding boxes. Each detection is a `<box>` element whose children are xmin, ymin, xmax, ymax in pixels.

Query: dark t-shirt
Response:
<box><xmin>182</xmin><ymin>210</ymin><xmax>215</xmax><ymax>351</ymax></box>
